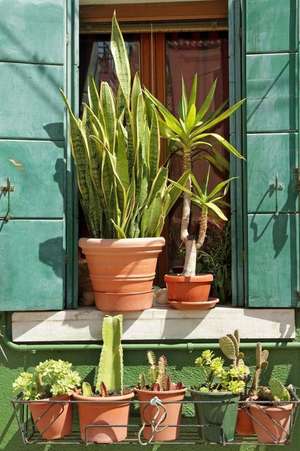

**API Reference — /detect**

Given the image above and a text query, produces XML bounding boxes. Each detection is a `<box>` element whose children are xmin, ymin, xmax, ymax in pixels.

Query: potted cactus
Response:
<box><xmin>62</xmin><ymin>14</ymin><xmax>187</xmax><ymax>312</ymax></box>
<box><xmin>236</xmin><ymin>342</ymin><xmax>269</xmax><ymax>436</ymax></box>
<box><xmin>191</xmin><ymin>331</ymin><xmax>249</xmax><ymax>444</ymax></box>
<box><xmin>12</xmin><ymin>359</ymin><xmax>81</xmax><ymax>440</ymax></box>
<box><xmin>249</xmin><ymin>378</ymin><xmax>295</xmax><ymax>444</ymax></box>
<box><xmin>135</xmin><ymin>352</ymin><xmax>185</xmax><ymax>442</ymax></box>
<box><xmin>73</xmin><ymin>315</ymin><xmax>134</xmax><ymax>443</ymax></box>
<box><xmin>145</xmin><ymin>77</ymin><xmax>244</xmax><ymax>308</ymax></box>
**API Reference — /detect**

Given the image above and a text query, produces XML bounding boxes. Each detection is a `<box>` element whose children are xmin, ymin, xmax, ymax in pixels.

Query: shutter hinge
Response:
<box><xmin>294</xmin><ymin>168</ymin><xmax>300</xmax><ymax>192</ymax></box>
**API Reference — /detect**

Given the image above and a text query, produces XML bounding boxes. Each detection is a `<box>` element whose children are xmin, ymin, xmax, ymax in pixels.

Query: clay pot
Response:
<box><xmin>73</xmin><ymin>391</ymin><xmax>134</xmax><ymax>444</ymax></box>
<box><xmin>29</xmin><ymin>395</ymin><xmax>72</xmax><ymax>440</ymax></box>
<box><xmin>164</xmin><ymin>274</ymin><xmax>213</xmax><ymax>303</ymax></box>
<box><xmin>135</xmin><ymin>387</ymin><xmax>186</xmax><ymax>441</ymax></box>
<box><xmin>236</xmin><ymin>405</ymin><xmax>255</xmax><ymax>436</ymax></box>
<box><xmin>80</xmin><ymin>238</ymin><xmax>165</xmax><ymax>312</ymax></box>
<box><xmin>249</xmin><ymin>403</ymin><xmax>293</xmax><ymax>444</ymax></box>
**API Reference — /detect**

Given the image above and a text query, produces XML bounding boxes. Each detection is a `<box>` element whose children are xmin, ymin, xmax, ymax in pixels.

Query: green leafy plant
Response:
<box><xmin>194</xmin><ymin>349</ymin><xmax>249</xmax><ymax>395</ymax></box>
<box><xmin>138</xmin><ymin>351</ymin><xmax>183</xmax><ymax>391</ymax></box>
<box><xmin>62</xmin><ymin>14</ymin><xmax>187</xmax><ymax>239</ymax></box>
<box><xmin>145</xmin><ymin>76</ymin><xmax>245</xmax><ymax>275</ymax></box>
<box><xmin>81</xmin><ymin>315</ymin><xmax>125</xmax><ymax>396</ymax></box>
<box><xmin>12</xmin><ymin>360</ymin><xmax>81</xmax><ymax>400</ymax></box>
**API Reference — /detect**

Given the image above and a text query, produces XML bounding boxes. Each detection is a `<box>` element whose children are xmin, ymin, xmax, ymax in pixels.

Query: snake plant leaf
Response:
<box><xmin>100</xmin><ymin>82</ymin><xmax>117</xmax><ymax>153</ymax></box>
<box><xmin>111</xmin><ymin>220</ymin><xmax>127</xmax><ymax>238</ymax></box>
<box><xmin>111</xmin><ymin>12</ymin><xmax>131</xmax><ymax>102</ymax></box>
<box><xmin>88</xmin><ymin>77</ymin><xmax>101</xmax><ymax>117</ymax></box>
<box><xmin>141</xmin><ymin>194</ymin><xmax>162</xmax><ymax>237</ymax></box>
<box><xmin>149</xmin><ymin>109</ymin><xmax>160</xmax><ymax>183</ymax></box>
<box><xmin>97</xmin><ymin>315</ymin><xmax>123</xmax><ymax>394</ymax></box>
<box><xmin>196</xmin><ymin>79</ymin><xmax>217</xmax><ymax>122</ymax></box>
<box><xmin>116</xmin><ymin>122</ymin><xmax>130</xmax><ymax>190</ymax></box>
<box><xmin>147</xmin><ymin>166</ymin><xmax>168</xmax><ymax>206</ymax></box>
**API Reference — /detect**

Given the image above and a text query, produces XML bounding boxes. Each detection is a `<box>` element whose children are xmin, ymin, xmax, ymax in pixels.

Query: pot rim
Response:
<box><xmin>249</xmin><ymin>402</ymin><xmax>294</xmax><ymax>412</ymax></box>
<box><xmin>190</xmin><ymin>389</ymin><xmax>239</xmax><ymax>397</ymax></box>
<box><xmin>164</xmin><ymin>274</ymin><xmax>213</xmax><ymax>283</ymax></box>
<box><xmin>79</xmin><ymin>237</ymin><xmax>165</xmax><ymax>248</ymax></box>
<box><xmin>135</xmin><ymin>387</ymin><xmax>186</xmax><ymax>396</ymax></box>
<box><xmin>28</xmin><ymin>394</ymin><xmax>70</xmax><ymax>403</ymax></box>
<box><xmin>72</xmin><ymin>391</ymin><xmax>135</xmax><ymax>402</ymax></box>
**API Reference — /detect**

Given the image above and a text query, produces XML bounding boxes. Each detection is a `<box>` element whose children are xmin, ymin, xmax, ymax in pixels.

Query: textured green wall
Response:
<box><xmin>1</xmin><ymin>313</ymin><xmax>300</xmax><ymax>451</ymax></box>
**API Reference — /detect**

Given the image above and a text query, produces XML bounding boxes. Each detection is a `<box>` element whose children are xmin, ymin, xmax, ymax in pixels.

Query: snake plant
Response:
<box><xmin>145</xmin><ymin>76</ymin><xmax>245</xmax><ymax>275</ymax></box>
<box><xmin>62</xmin><ymin>14</ymin><xmax>187</xmax><ymax>239</ymax></box>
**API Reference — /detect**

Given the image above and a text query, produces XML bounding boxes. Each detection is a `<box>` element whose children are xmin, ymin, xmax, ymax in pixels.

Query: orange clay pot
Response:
<box><xmin>249</xmin><ymin>403</ymin><xmax>293</xmax><ymax>444</ymax></box>
<box><xmin>164</xmin><ymin>274</ymin><xmax>213</xmax><ymax>303</ymax></box>
<box><xmin>29</xmin><ymin>395</ymin><xmax>72</xmax><ymax>440</ymax></box>
<box><xmin>135</xmin><ymin>387</ymin><xmax>186</xmax><ymax>442</ymax></box>
<box><xmin>73</xmin><ymin>391</ymin><xmax>134</xmax><ymax>444</ymax></box>
<box><xmin>236</xmin><ymin>405</ymin><xmax>255</xmax><ymax>436</ymax></box>
<box><xmin>79</xmin><ymin>238</ymin><xmax>165</xmax><ymax>312</ymax></box>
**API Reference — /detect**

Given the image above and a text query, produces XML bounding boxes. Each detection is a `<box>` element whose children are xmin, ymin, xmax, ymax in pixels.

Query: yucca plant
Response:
<box><xmin>61</xmin><ymin>14</ymin><xmax>187</xmax><ymax>239</ymax></box>
<box><xmin>145</xmin><ymin>77</ymin><xmax>244</xmax><ymax>275</ymax></box>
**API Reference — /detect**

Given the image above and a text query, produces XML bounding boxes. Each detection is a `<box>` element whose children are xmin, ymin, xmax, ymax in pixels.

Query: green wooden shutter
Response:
<box><xmin>0</xmin><ymin>0</ymin><xmax>78</xmax><ymax>311</ymax></box>
<box><xmin>232</xmin><ymin>0</ymin><xmax>299</xmax><ymax>307</ymax></box>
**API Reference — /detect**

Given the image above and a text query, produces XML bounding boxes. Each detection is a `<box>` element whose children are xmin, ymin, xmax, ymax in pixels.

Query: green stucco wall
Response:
<box><xmin>1</xmin><ymin>313</ymin><xmax>300</xmax><ymax>451</ymax></box>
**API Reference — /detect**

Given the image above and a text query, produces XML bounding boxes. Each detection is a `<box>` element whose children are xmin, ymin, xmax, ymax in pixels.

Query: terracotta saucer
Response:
<box><xmin>168</xmin><ymin>297</ymin><xmax>219</xmax><ymax>310</ymax></box>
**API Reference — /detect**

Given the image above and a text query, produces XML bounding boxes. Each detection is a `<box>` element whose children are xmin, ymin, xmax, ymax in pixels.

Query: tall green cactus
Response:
<box><xmin>96</xmin><ymin>315</ymin><xmax>123</xmax><ymax>394</ymax></box>
<box><xmin>250</xmin><ymin>342</ymin><xmax>269</xmax><ymax>395</ymax></box>
<box><xmin>62</xmin><ymin>13</ymin><xmax>188</xmax><ymax>239</ymax></box>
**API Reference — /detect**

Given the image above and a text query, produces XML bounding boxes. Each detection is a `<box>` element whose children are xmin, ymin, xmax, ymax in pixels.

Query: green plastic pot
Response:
<box><xmin>191</xmin><ymin>389</ymin><xmax>239</xmax><ymax>444</ymax></box>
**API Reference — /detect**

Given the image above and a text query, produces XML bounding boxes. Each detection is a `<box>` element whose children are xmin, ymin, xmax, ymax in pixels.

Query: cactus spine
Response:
<box><xmin>96</xmin><ymin>315</ymin><xmax>123</xmax><ymax>395</ymax></box>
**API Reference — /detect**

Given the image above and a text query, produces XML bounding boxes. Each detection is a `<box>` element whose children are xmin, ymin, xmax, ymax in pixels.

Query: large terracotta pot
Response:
<box><xmin>135</xmin><ymin>387</ymin><xmax>186</xmax><ymax>442</ymax></box>
<box><xmin>80</xmin><ymin>238</ymin><xmax>165</xmax><ymax>312</ymax></box>
<box><xmin>73</xmin><ymin>391</ymin><xmax>134</xmax><ymax>444</ymax></box>
<box><xmin>29</xmin><ymin>395</ymin><xmax>72</xmax><ymax>440</ymax></box>
<box><xmin>249</xmin><ymin>403</ymin><xmax>293</xmax><ymax>444</ymax></box>
<box><xmin>164</xmin><ymin>274</ymin><xmax>213</xmax><ymax>302</ymax></box>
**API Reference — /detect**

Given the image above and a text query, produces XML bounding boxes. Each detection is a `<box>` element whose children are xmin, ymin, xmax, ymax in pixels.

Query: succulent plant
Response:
<box><xmin>138</xmin><ymin>352</ymin><xmax>182</xmax><ymax>391</ymax></box>
<box><xmin>257</xmin><ymin>378</ymin><xmax>291</xmax><ymax>403</ymax></box>
<box><xmin>249</xmin><ymin>342</ymin><xmax>269</xmax><ymax>396</ymax></box>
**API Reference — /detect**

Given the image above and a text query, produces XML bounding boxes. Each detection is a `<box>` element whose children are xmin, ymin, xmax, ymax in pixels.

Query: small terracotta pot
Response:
<box><xmin>249</xmin><ymin>403</ymin><xmax>293</xmax><ymax>444</ymax></box>
<box><xmin>164</xmin><ymin>274</ymin><xmax>213</xmax><ymax>302</ymax></box>
<box><xmin>73</xmin><ymin>391</ymin><xmax>134</xmax><ymax>444</ymax></box>
<box><xmin>80</xmin><ymin>238</ymin><xmax>165</xmax><ymax>312</ymax></box>
<box><xmin>29</xmin><ymin>395</ymin><xmax>72</xmax><ymax>440</ymax></box>
<box><xmin>135</xmin><ymin>387</ymin><xmax>186</xmax><ymax>441</ymax></box>
<box><xmin>236</xmin><ymin>405</ymin><xmax>255</xmax><ymax>436</ymax></box>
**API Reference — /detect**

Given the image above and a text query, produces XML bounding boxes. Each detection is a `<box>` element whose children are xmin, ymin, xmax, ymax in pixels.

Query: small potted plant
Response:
<box><xmin>62</xmin><ymin>14</ymin><xmax>187</xmax><ymax>313</ymax></box>
<box><xmin>12</xmin><ymin>359</ymin><xmax>81</xmax><ymax>440</ymax></box>
<box><xmin>249</xmin><ymin>378</ymin><xmax>295</xmax><ymax>444</ymax></box>
<box><xmin>135</xmin><ymin>352</ymin><xmax>185</xmax><ymax>442</ymax></box>
<box><xmin>145</xmin><ymin>77</ymin><xmax>244</xmax><ymax>308</ymax></box>
<box><xmin>235</xmin><ymin>342</ymin><xmax>269</xmax><ymax>436</ymax></box>
<box><xmin>191</xmin><ymin>332</ymin><xmax>249</xmax><ymax>444</ymax></box>
<box><xmin>73</xmin><ymin>315</ymin><xmax>134</xmax><ymax>444</ymax></box>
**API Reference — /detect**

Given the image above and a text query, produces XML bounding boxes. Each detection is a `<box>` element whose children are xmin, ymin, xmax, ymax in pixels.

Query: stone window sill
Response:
<box><xmin>12</xmin><ymin>306</ymin><xmax>295</xmax><ymax>342</ymax></box>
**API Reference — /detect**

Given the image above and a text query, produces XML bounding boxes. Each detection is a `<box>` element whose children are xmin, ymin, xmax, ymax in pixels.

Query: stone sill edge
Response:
<box><xmin>12</xmin><ymin>306</ymin><xmax>296</xmax><ymax>342</ymax></box>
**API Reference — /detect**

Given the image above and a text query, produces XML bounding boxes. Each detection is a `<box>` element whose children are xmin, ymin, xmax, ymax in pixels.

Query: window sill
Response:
<box><xmin>12</xmin><ymin>306</ymin><xmax>295</xmax><ymax>342</ymax></box>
